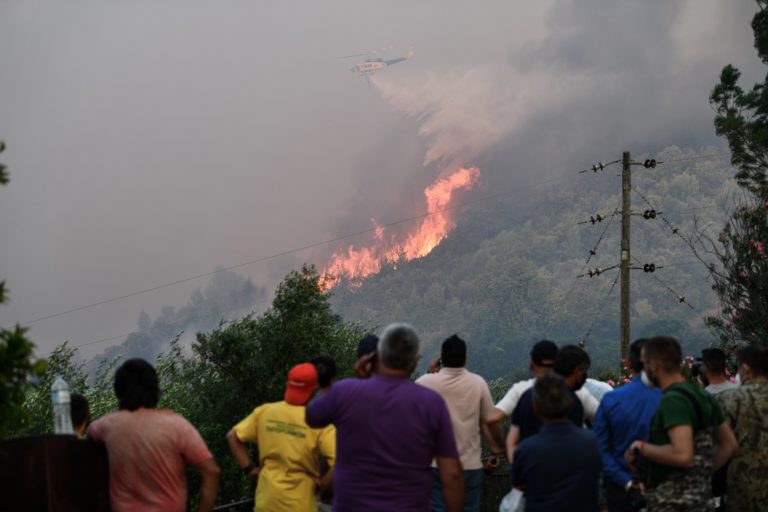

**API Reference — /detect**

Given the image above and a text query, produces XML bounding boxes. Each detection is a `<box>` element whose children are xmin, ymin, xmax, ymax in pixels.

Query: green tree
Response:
<box><xmin>0</xmin><ymin>141</ymin><xmax>45</xmax><ymax>439</ymax></box>
<box><xmin>702</xmin><ymin>1</ymin><xmax>768</xmax><ymax>348</ymax></box>
<box><xmin>165</xmin><ymin>264</ymin><xmax>365</xmax><ymax>505</ymax></box>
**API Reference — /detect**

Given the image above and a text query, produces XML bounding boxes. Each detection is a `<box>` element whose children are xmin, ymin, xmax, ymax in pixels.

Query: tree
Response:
<box><xmin>0</xmin><ymin>141</ymin><xmax>45</xmax><ymax>439</ymax></box>
<box><xmin>700</xmin><ymin>1</ymin><xmax>768</xmax><ymax>349</ymax></box>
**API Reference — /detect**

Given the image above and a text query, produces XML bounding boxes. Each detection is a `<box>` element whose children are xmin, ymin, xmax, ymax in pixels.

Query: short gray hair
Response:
<box><xmin>532</xmin><ymin>374</ymin><xmax>573</xmax><ymax>420</ymax></box>
<box><xmin>378</xmin><ymin>323</ymin><xmax>420</xmax><ymax>371</ymax></box>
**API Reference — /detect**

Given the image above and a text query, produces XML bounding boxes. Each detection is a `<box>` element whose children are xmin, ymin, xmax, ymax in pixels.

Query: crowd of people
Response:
<box><xmin>75</xmin><ymin>324</ymin><xmax>768</xmax><ymax>512</ymax></box>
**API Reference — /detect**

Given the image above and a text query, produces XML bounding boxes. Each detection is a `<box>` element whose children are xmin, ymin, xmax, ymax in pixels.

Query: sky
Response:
<box><xmin>0</xmin><ymin>0</ymin><xmax>764</xmax><ymax>358</ymax></box>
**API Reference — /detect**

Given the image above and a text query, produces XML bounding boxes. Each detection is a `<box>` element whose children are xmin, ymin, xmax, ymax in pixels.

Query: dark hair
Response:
<box><xmin>702</xmin><ymin>347</ymin><xmax>727</xmax><ymax>375</ymax></box>
<box><xmin>629</xmin><ymin>338</ymin><xmax>648</xmax><ymax>374</ymax></box>
<box><xmin>737</xmin><ymin>345</ymin><xmax>768</xmax><ymax>375</ymax></box>
<box><xmin>441</xmin><ymin>334</ymin><xmax>466</xmax><ymax>368</ymax></box>
<box><xmin>70</xmin><ymin>393</ymin><xmax>90</xmax><ymax>427</ymax></box>
<box><xmin>115</xmin><ymin>359</ymin><xmax>160</xmax><ymax>411</ymax></box>
<box><xmin>356</xmin><ymin>335</ymin><xmax>379</xmax><ymax>359</ymax></box>
<box><xmin>554</xmin><ymin>345</ymin><xmax>591</xmax><ymax>378</ymax></box>
<box><xmin>312</xmin><ymin>355</ymin><xmax>337</xmax><ymax>388</ymax></box>
<box><xmin>644</xmin><ymin>336</ymin><xmax>682</xmax><ymax>372</ymax></box>
<box><xmin>532</xmin><ymin>374</ymin><xmax>573</xmax><ymax>420</ymax></box>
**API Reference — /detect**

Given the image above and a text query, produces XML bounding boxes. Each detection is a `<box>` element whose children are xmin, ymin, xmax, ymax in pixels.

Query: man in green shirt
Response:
<box><xmin>624</xmin><ymin>336</ymin><xmax>738</xmax><ymax>511</ymax></box>
<box><xmin>716</xmin><ymin>345</ymin><xmax>768</xmax><ymax>512</ymax></box>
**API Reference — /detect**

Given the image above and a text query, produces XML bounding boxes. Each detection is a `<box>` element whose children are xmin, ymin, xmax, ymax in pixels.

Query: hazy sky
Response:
<box><xmin>0</xmin><ymin>0</ymin><xmax>763</xmax><ymax>357</ymax></box>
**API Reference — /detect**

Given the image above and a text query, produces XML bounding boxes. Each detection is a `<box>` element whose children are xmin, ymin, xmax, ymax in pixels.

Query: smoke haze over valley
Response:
<box><xmin>0</xmin><ymin>0</ymin><xmax>764</xmax><ymax>362</ymax></box>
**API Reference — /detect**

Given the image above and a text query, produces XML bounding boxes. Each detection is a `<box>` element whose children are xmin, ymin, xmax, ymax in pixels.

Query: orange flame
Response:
<box><xmin>323</xmin><ymin>166</ymin><xmax>480</xmax><ymax>287</ymax></box>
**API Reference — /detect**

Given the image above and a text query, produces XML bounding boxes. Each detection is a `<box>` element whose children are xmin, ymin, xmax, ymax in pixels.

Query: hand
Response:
<box><xmin>483</xmin><ymin>455</ymin><xmax>502</xmax><ymax>472</ymax></box>
<box><xmin>354</xmin><ymin>353</ymin><xmax>376</xmax><ymax>378</ymax></box>
<box><xmin>624</xmin><ymin>440</ymin><xmax>643</xmax><ymax>472</ymax></box>
<box><xmin>427</xmin><ymin>355</ymin><xmax>442</xmax><ymax>374</ymax></box>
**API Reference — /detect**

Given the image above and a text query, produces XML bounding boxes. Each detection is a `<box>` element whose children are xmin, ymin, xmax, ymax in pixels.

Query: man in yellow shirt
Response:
<box><xmin>227</xmin><ymin>363</ymin><xmax>335</xmax><ymax>512</ymax></box>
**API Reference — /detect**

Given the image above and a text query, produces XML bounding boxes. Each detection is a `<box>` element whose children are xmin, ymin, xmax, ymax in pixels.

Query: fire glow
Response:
<box><xmin>322</xmin><ymin>166</ymin><xmax>480</xmax><ymax>287</ymax></box>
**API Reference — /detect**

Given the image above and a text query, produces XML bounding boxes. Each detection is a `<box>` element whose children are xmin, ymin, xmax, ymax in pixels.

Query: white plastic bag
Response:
<box><xmin>498</xmin><ymin>488</ymin><xmax>524</xmax><ymax>512</ymax></box>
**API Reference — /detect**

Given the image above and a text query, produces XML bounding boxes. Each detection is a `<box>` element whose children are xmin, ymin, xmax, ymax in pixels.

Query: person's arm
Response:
<box><xmin>481</xmin><ymin>417</ymin><xmax>505</xmax><ymax>455</ymax></box>
<box><xmin>627</xmin><ymin>425</ymin><xmax>694</xmax><ymax>469</ymax></box>
<box><xmin>505</xmin><ymin>424</ymin><xmax>520</xmax><ymax>462</ymax></box>
<box><xmin>226</xmin><ymin>429</ymin><xmax>259</xmax><ymax>481</ymax></box>
<box><xmin>194</xmin><ymin>458</ymin><xmax>221</xmax><ymax>512</ymax></box>
<box><xmin>485</xmin><ymin>407</ymin><xmax>507</xmax><ymax>427</ymax></box>
<box><xmin>436</xmin><ymin>456</ymin><xmax>464</xmax><ymax>512</ymax></box>
<box><xmin>578</xmin><ymin>388</ymin><xmax>600</xmax><ymax>425</ymax></box>
<box><xmin>713</xmin><ymin>420</ymin><xmax>738</xmax><ymax>471</ymax></box>
<box><xmin>592</xmin><ymin>400</ymin><xmax>633</xmax><ymax>487</ymax></box>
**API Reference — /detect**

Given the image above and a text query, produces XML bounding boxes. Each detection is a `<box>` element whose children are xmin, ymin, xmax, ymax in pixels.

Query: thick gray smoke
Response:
<box><xmin>0</xmin><ymin>0</ymin><xmax>763</xmax><ymax>356</ymax></box>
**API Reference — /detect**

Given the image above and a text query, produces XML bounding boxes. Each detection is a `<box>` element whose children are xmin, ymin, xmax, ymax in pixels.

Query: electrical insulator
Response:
<box><xmin>643</xmin><ymin>263</ymin><xmax>657</xmax><ymax>273</ymax></box>
<box><xmin>591</xmin><ymin>162</ymin><xmax>605</xmax><ymax>173</ymax></box>
<box><xmin>643</xmin><ymin>159</ymin><xmax>657</xmax><ymax>168</ymax></box>
<box><xmin>588</xmin><ymin>268</ymin><xmax>602</xmax><ymax>277</ymax></box>
<box><xmin>589</xmin><ymin>213</ymin><xmax>606</xmax><ymax>224</ymax></box>
<box><xmin>589</xmin><ymin>249</ymin><xmax>597</xmax><ymax>256</ymax></box>
<box><xmin>643</xmin><ymin>209</ymin><xmax>657</xmax><ymax>219</ymax></box>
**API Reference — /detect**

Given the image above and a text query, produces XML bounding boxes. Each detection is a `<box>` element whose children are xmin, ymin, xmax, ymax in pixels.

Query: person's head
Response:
<box><xmin>642</xmin><ymin>336</ymin><xmax>682</xmax><ymax>387</ymax></box>
<box><xmin>553</xmin><ymin>345</ymin><xmax>590</xmax><ymax>390</ymax></box>
<box><xmin>441</xmin><ymin>334</ymin><xmax>466</xmax><ymax>368</ymax></box>
<box><xmin>115</xmin><ymin>359</ymin><xmax>160</xmax><ymax>411</ymax></box>
<box><xmin>736</xmin><ymin>345</ymin><xmax>768</xmax><ymax>383</ymax></box>
<box><xmin>532</xmin><ymin>373</ymin><xmax>574</xmax><ymax>422</ymax></box>
<box><xmin>628</xmin><ymin>338</ymin><xmax>648</xmax><ymax>375</ymax></box>
<box><xmin>284</xmin><ymin>363</ymin><xmax>319</xmax><ymax>405</ymax></box>
<box><xmin>312</xmin><ymin>356</ymin><xmax>337</xmax><ymax>390</ymax></box>
<box><xmin>378</xmin><ymin>323</ymin><xmax>420</xmax><ymax>374</ymax></box>
<box><xmin>701</xmin><ymin>347</ymin><xmax>728</xmax><ymax>379</ymax></box>
<box><xmin>70</xmin><ymin>393</ymin><xmax>91</xmax><ymax>435</ymax></box>
<box><xmin>529</xmin><ymin>340</ymin><xmax>558</xmax><ymax>378</ymax></box>
<box><xmin>356</xmin><ymin>334</ymin><xmax>379</xmax><ymax>360</ymax></box>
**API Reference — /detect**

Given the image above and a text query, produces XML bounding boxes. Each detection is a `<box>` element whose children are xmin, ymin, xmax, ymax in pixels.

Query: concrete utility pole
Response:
<box><xmin>620</xmin><ymin>151</ymin><xmax>631</xmax><ymax>360</ymax></box>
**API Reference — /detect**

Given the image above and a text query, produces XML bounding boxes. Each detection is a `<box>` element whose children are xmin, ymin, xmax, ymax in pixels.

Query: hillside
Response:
<box><xmin>330</xmin><ymin>146</ymin><xmax>736</xmax><ymax>377</ymax></box>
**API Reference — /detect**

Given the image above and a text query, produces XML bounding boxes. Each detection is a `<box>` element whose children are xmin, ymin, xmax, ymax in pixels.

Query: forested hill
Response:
<box><xmin>330</xmin><ymin>146</ymin><xmax>736</xmax><ymax>378</ymax></box>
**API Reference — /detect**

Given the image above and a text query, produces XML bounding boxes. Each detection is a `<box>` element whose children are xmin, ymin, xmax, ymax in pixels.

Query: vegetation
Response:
<box><xmin>332</xmin><ymin>145</ymin><xmax>736</xmax><ymax>377</ymax></box>
<box><xmin>0</xmin><ymin>141</ymin><xmax>45</xmax><ymax>438</ymax></box>
<box><xmin>698</xmin><ymin>0</ymin><xmax>768</xmax><ymax>350</ymax></box>
<box><xmin>9</xmin><ymin>265</ymin><xmax>365</xmax><ymax>506</ymax></box>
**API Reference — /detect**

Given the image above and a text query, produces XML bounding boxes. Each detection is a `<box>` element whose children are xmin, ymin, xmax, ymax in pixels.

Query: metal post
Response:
<box><xmin>620</xmin><ymin>152</ymin><xmax>631</xmax><ymax>361</ymax></box>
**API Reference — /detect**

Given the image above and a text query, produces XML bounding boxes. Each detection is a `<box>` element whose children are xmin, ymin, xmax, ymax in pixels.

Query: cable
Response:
<box><xmin>74</xmin><ymin>299</ymin><xmax>271</xmax><ymax>349</ymax></box>
<box><xmin>633</xmin><ymin>188</ymin><xmax>693</xmax><ymax>246</ymax></box>
<box><xmin>579</xmin><ymin>274</ymin><xmax>619</xmax><ymax>347</ymax></box>
<box><xmin>631</xmin><ymin>254</ymin><xmax>695</xmax><ymax>310</ymax></box>
<box><xmin>20</xmin><ymin>172</ymin><xmax>576</xmax><ymax>327</ymax></box>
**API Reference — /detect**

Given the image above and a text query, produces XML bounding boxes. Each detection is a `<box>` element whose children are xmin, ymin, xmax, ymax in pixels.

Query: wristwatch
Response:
<box><xmin>242</xmin><ymin>462</ymin><xmax>256</xmax><ymax>475</ymax></box>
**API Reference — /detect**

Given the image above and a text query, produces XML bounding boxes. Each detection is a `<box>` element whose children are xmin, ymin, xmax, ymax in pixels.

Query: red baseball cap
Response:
<box><xmin>284</xmin><ymin>363</ymin><xmax>318</xmax><ymax>405</ymax></box>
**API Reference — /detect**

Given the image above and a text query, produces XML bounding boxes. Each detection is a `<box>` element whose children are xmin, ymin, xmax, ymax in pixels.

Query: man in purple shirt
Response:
<box><xmin>306</xmin><ymin>323</ymin><xmax>464</xmax><ymax>512</ymax></box>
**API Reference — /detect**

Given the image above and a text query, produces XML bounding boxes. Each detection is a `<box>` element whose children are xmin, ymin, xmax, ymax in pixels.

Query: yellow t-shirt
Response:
<box><xmin>233</xmin><ymin>400</ymin><xmax>335</xmax><ymax>512</ymax></box>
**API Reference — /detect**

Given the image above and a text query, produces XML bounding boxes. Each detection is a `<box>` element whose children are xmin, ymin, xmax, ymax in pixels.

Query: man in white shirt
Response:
<box><xmin>417</xmin><ymin>335</ymin><xmax>504</xmax><ymax>512</ymax></box>
<box><xmin>486</xmin><ymin>341</ymin><xmax>600</xmax><ymax>434</ymax></box>
<box><xmin>702</xmin><ymin>347</ymin><xmax>738</xmax><ymax>395</ymax></box>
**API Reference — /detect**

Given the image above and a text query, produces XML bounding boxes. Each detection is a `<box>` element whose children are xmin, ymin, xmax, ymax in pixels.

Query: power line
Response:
<box><xmin>579</xmin><ymin>274</ymin><xmax>619</xmax><ymax>347</ymax></box>
<box><xmin>74</xmin><ymin>299</ymin><xmax>272</xmax><ymax>350</ymax></box>
<box><xmin>21</xmin><ymin>172</ymin><xmax>576</xmax><ymax>327</ymax></box>
<box><xmin>631</xmin><ymin>254</ymin><xmax>695</xmax><ymax>310</ymax></box>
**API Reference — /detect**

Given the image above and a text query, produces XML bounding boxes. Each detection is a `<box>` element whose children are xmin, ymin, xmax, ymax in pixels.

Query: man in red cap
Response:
<box><xmin>226</xmin><ymin>363</ymin><xmax>336</xmax><ymax>512</ymax></box>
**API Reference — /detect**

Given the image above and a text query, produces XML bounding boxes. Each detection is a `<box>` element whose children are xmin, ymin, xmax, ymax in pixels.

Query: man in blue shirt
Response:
<box><xmin>592</xmin><ymin>338</ymin><xmax>661</xmax><ymax>512</ymax></box>
<box><xmin>512</xmin><ymin>373</ymin><xmax>602</xmax><ymax>512</ymax></box>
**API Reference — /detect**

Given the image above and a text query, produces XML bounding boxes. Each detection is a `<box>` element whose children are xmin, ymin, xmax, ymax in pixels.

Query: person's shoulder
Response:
<box><xmin>415</xmin><ymin>372</ymin><xmax>440</xmax><ymax>387</ymax></box>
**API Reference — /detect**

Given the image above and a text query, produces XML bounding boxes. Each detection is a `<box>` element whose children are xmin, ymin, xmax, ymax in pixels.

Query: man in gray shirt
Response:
<box><xmin>702</xmin><ymin>348</ymin><xmax>738</xmax><ymax>395</ymax></box>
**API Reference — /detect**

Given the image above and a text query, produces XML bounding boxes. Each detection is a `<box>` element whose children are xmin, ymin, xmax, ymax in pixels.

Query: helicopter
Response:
<box><xmin>340</xmin><ymin>47</ymin><xmax>414</xmax><ymax>86</ymax></box>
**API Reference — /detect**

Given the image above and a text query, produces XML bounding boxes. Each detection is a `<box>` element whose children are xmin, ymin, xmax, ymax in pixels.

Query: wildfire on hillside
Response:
<box><xmin>322</xmin><ymin>166</ymin><xmax>481</xmax><ymax>288</ymax></box>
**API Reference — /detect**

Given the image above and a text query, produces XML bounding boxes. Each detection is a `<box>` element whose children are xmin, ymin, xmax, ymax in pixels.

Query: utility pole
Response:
<box><xmin>620</xmin><ymin>151</ymin><xmax>631</xmax><ymax>360</ymax></box>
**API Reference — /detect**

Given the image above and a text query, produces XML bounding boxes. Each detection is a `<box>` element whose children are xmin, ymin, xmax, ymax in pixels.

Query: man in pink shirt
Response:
<box><xmin>416</xmin><ymin>335</ymin><xmax>504</xmax><ymax>512</ymax></box>
<box><xmin>89</xmin><ymin>359</ymin><xmax>220</xmax><ymax>512</ymax></box>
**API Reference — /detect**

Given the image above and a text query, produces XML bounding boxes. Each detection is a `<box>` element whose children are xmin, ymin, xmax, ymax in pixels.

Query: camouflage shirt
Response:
<box><xmin>716</xmin><ymin>378</ymin><xmax>768</xmax><ymax>512</ymax></box>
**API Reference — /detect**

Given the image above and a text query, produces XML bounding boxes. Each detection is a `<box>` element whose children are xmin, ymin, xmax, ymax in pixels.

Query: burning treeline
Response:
<box><xmin>322</xmin><ymin>166</ymin><xmax>480</xmax><ymax>287</ymax></box>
